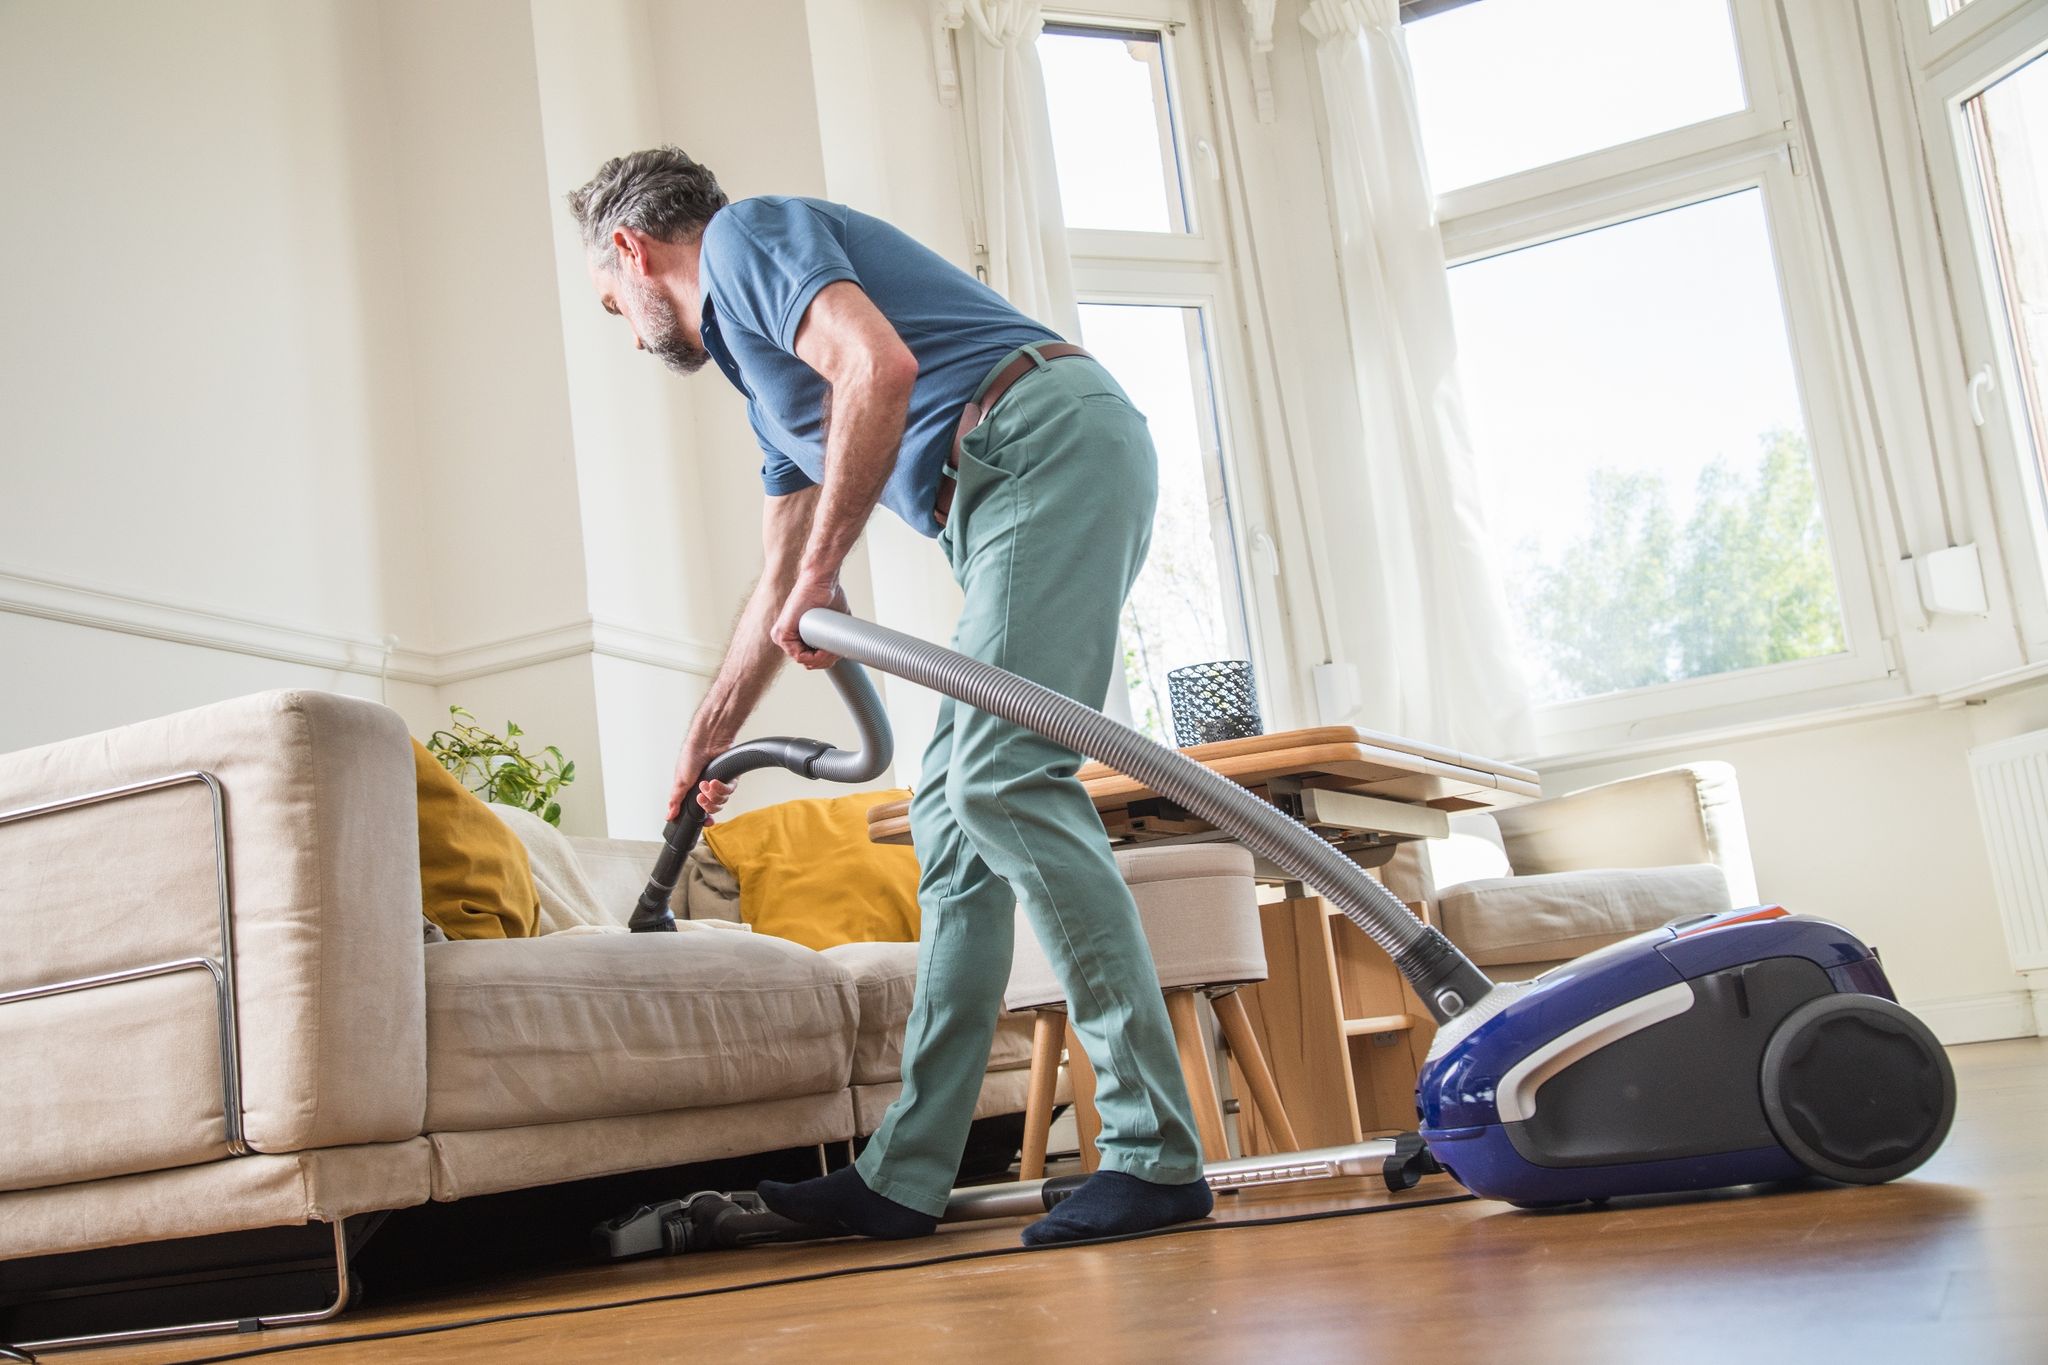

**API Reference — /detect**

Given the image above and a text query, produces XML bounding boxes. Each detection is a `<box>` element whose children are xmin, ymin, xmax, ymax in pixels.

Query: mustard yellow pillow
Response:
<box><xmin>412</xmin><ymin>739</ymin><xmax>541</xmax><ymax>940</ymax></box>
<box><xmin>704</xmin><ymin>789</ymin><xmax>919</xmax><ymax>950</ymax></box>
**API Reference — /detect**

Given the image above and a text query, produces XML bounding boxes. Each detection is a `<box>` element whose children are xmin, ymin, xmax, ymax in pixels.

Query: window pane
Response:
<box><xmin>1406</xmin><ymin>0</ymin><xmax>1747</xmax><ymax>194</ymax></box>
<box><xmin>1446</xmin><ymin>190</ymin><xmax>1846</xmax><ymax>704</ymax></box>
<box><xmin>1929</xmin><ymin>0</ymin><xmax>1977</xmax><ymax>26</ymax></box>
<box><xmin>1965</xmin><ymin>50</ymin><xmax>2048</xmax><ymax>523</ymax></box>
<box><xmin>1037</xmin><ymin>27</ymin><xmax>1189</xmax><ymax>233</ymax></box>
<box><xmin>1077</xmin><ymin>303</ymin><xmax>1250</xmax><ymax>738</ymax></box>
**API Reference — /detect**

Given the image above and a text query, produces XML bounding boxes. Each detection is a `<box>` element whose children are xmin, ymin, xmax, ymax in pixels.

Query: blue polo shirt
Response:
<box><xmin>697</xmin><ymin>196</ymin><xmax>1061</xmax><ymax>538</ymax></box>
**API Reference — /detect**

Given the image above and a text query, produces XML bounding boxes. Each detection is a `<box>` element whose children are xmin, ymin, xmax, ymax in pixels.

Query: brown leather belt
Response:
<box><xmin>934</xmin><ymin>343</ymin><xmax>1092</xmax><ymax>528</ymax></box>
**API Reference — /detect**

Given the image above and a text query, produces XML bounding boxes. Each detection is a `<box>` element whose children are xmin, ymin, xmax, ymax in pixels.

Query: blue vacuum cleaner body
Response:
<box><xmin>1416</xmin><ymin>906</ymin><xmax>1955</xmax><ymax>1206</ymax></box>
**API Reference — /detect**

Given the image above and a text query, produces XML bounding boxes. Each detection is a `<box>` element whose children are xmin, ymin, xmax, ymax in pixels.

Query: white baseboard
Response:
<box><xmin>0</xmin><ymin>562</ymin><xmax>718</xmax><ymax>686</ymax></box>
<box><xmin>1908</xmin><ymin>989</ymin><xmax>2040</xmax><ymax>1045</ymax></box>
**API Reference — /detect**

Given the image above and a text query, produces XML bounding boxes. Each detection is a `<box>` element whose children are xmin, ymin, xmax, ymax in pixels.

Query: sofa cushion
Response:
<box><xmin>414</xmin><ymin>742</ymin><xmax>539</xmax><ymax>940</ymax></box>
<box><xmin>1436</xmin><ymin>864</ymin><xmax>1731</xmax><ymax>968</ymax></box>
<box><xmin>495</xmin><ymin>804</ymin><xmax>613</xmax><ymax>932</ymax></box>
<box><xmin>821</xmin><ymin>941</ymin><xmax>1036</xmax><ymax>1085</ymax></box>
<box><xmin>705</xmin><ymin>789</ymin><xmax>920</xmax><ymax>949</ymax></box>
<box><xmin>559</xmin><ymin>831</ymin><xmax>742</xmax><ymax>924</ymax></box>
<box><xmin>424</xmin><ymin>932</ymin><xmax>858</xmax><ymax>1132</ymax></box>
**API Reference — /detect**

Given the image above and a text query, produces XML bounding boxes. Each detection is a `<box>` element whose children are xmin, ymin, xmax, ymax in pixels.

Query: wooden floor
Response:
<box><xmin>68</xmin><ymin>1037</ymin><xmax>2048</xmax><ymax>1365</ymax></box>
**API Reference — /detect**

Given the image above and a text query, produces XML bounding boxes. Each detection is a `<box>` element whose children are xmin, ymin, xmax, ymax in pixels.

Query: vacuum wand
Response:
<box><xmin>629</xmin><ymin>658</ymin><xmax>893</xmax><ymax>932</ymax></box>
<box><xmin>594</xmin><ymin>1137</ymin><xmax>1442</xmax><ymax>1259</ymax></box>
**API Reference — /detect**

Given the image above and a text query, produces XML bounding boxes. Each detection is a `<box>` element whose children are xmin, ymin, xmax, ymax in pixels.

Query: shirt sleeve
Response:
<box><xmin>702</xmin><ymin>199</ymin><xmax>860</xmax><ymax>353</ymax></box>
<box><xmin>750</xmin><ymin>403</ymin><xmax>818</xmax><ymax>497</ymax></box>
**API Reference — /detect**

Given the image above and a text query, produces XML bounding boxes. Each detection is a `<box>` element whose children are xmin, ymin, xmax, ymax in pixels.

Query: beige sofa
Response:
<box><xmin>0</xmin><ymin>690</ymin><xmax>1040</xmax><ymax>1290</ymax></box>
<box><xmin>1382</xmin><ymin>763</ymin><xmax>1759</xmax><ymax>979</ymax></box>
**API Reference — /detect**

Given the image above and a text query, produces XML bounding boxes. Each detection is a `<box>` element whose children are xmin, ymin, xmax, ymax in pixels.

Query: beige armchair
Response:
<box><xmin>1382</xmin><ymin>763</ymin><xmax>1759</xmax><ymax>980</ymax></box>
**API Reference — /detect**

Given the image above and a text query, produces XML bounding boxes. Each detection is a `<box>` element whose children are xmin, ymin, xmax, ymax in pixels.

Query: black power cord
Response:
<box><xmin>133</xmin><ymin>1190</ymin><xmax>1473</xmax><ymax>1365</ymax></box>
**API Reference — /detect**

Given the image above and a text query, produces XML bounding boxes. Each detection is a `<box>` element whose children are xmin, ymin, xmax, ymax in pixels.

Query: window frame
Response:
<box><xmin>1903</xmin><ymin>0</ymin><xmax>2048</xmax><ymax>654</ymax></box>
<box><xmin>1907</xmin><ymin>0</ymin><xmax>2044</xmax><ymax>71</ymax></box>
<box><xmin>1043</xmin><ymin>2</ymin><xmax>1291</xmax><ymax>727</ymax></box>
<box><xmin>1426</xmin><ymin>0</ymin><xmax>1897</xmax><ymax>758</ymax></box>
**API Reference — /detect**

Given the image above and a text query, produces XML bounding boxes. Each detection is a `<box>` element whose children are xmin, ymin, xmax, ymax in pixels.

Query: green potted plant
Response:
<box><xmin>427</xmin><ymin>707</ymin><xmax>577</xmax><ymax>826</ymax></box>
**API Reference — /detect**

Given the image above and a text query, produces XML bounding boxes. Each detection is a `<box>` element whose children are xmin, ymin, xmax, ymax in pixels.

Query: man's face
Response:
<box><xmin>589</xmin><ymin>249</ymin><xmax>707</xmax><ymax>376</ymax></box>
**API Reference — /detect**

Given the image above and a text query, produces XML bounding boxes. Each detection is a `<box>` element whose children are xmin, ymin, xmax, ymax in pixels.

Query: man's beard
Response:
<box><xmin>627</xmin><ymin>276</ymin><xmax>708</xmax><ymax>375</ymax></box>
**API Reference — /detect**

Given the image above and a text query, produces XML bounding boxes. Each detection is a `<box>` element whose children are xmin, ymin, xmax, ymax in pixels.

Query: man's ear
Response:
<box><xmin>612</xmin><ymin>227</ymin><xmax>648</xmax><ymax>276</ymax></box>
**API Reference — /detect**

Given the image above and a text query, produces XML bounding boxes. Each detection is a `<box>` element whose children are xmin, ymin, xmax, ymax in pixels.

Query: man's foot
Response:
<box><xmin>1020</xmin><ymin>1170</ymin><xmax>1214</xmax><ymax>1246</ymax></box>
<box><xmin>756</xmin><ymin>1164</ymin><xmax>938</xmax><ymax>1241</ymax></box>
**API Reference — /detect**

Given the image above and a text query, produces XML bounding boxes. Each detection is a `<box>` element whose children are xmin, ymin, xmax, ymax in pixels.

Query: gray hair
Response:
<box><xmin>567</xmin><ymin>146</ymin><xmax>729</xmax><ymax>269</ymax></box>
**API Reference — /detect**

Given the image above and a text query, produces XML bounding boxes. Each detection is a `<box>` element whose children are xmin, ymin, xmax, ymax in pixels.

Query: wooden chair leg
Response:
<box><xmin>1213</xmin><ymin>988</ymin><xmax>1301</xmax><ymax>1152</ymax></box>
<box><xmin>1019</xmin><ymin>1010</ymin><xmax>1063</xmax><ymax>1180</ymax></box>
<box><xmin>1165</xmin><ymin>990</ymin><xmax>1230</xmax><ymax>1163</ymax></box>
<box><xmin>1064</xmin><ymin>1019</ymin><xmax>1102</xmax><ymax>1173</ymax></box>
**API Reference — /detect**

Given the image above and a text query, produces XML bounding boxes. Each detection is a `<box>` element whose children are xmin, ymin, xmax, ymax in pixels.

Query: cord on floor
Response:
<box><xmin>144</xmin><ymin>1190</ymin><xmax>1475</xmax><ymax>1365</ymax></box>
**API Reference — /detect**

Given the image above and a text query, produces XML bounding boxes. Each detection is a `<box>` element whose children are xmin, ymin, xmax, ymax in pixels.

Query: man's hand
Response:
<box><xmin>771</xmin><ymin>577</ymin><xmax>847</xmax><ymax>669</ymax></box>
<box><xmin>667</xmin><ymin>736</ymin><xmax>737</xmax><ymax>825</ymax></box>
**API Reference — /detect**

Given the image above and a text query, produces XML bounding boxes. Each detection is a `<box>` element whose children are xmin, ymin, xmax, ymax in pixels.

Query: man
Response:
<box><xmin>567</xmin><ymin>147</ymin><xmax>1210</xmax><ymax>1246</ymax></box>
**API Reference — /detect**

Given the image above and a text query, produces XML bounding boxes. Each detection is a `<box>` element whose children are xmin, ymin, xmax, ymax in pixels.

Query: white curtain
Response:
<box><xmin>953</xmin><ymin>0</ymin><xmax>1082</xmax><ymax>341</ymax></box>
<box><xmin>1300</xmin><ymin>0</ymin><xmax>1532</xmax><ymax>756</ymax></box>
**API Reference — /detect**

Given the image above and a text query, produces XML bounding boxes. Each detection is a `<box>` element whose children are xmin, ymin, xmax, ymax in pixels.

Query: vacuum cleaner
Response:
<box><xmin>624</xmin><ymin>609</ymin><xmax>1955</xmax><ymax>1226</ymax></box>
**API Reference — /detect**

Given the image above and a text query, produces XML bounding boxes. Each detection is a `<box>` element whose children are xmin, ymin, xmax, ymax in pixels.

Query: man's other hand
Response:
<box><xmin>772</xmin><ymin>577</ymin><xmax>846</xmax><ymax>669</ymax></box>
<box><xmin>668</xmin><ymin>737</ymin><xmax>736</xmax><ymax>825</ymax></box>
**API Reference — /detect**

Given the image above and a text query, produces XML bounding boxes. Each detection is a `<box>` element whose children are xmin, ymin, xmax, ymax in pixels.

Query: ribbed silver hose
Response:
<box><xmin>801</xmin><ymin>609</ymin><xmax>1433</xmax><ymax>964</ymax></box>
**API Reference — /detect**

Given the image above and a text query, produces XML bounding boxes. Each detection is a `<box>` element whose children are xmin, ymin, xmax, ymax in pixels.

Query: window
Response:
<box><xmin>1038</xmin><ymin>26</ymin><xmax>1189</xmax><ymax>232</ymax></box>
<box><xmin>1405</xmin><ymin>0</ymin><xmax>1747</xmax><ymax>194</ymax></box>
<box><xmin>1929</xmin><ymin>0</ymin><xmax>1980</xmax><ymax>26</ymax></box>
<box><xmin>1411</xmin><ymin>0</ymin><xmax>1887</xmax><ymax>749</ymax></box>
<box><xmin>1035</xmin><ymin>12</ymin><xmax>1264</xmax><ymax>739</ymax></box>
<box><xmin>1962</xmin><ymin>49</ymin><xmax>2048</xmax><ymax>525</ymax></box>
<box><xmin>1448</xmin><ymin>192</ymin><xmax>1846</xmax><ymax>705</ymax></box>
<box><xmin>1911</xmin><ymin>1</ymin><xmax>2048</xmax><ymax>647</ymax></box>
<box><xmin>1077</xmin><ymin>302</ymin><xmax>1247</xmax><ymax>734</ymax></box>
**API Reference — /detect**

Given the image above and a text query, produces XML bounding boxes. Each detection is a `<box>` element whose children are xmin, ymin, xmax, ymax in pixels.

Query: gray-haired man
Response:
<box><xmin>567</xmin><ymin>147</ymin><xmax>1210</xmax><ymax>1245</ymax></box>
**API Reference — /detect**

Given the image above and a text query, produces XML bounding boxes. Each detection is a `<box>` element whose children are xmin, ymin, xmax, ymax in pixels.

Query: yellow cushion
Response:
<box><xmin>412</xmin><ymin>739</ymin><xmax>541</xmax><ymax>940</ymax></box>
<box><xmin>704</xmin><ymin>789</ymin><xmax>919</xmax><ymax>950</ymax></box>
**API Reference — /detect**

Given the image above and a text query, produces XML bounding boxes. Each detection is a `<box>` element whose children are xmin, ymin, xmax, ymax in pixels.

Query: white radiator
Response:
<box><xmin>1967</xmin><ymin>730</ymin><xmax>2048</xmax><ymax>974</ymax></box>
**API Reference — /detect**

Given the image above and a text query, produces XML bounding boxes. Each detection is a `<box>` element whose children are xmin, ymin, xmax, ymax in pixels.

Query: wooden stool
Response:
<box><xmin>1005</xmin><ymin>844</ymin><xmax>1300</xmax><ymax>1180</ymax></box>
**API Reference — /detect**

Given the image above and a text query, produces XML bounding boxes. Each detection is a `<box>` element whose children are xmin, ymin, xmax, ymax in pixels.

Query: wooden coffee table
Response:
<box><xmin>865</xmin><ymin>725</ymin><xmax>1541</xmax><ymax>1154</ymax></box>
<box><xmin>863</xmin><ymin>724</ymin><xmax>1539</xmax><ymax>865</ymax></box>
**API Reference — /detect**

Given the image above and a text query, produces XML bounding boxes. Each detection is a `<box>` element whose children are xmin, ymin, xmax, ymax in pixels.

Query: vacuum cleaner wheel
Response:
<box><xmin>1759</xmin><ymin>994</ymin><xmax>1956</xmax><ymax>1186</ymax></box>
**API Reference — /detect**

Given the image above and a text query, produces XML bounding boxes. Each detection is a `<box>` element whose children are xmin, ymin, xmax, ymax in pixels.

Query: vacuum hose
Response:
<box><xmin>634</xmin><ymin>609</ymin><xmax>1493</xmax><ymax>1023</ymax></box>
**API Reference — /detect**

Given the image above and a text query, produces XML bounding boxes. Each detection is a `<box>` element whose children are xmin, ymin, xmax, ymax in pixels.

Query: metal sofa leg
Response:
<box><xmin>15</xmin><ymin>1221</ymin><xmax>352</xmax><ymax>1354</ymax></box>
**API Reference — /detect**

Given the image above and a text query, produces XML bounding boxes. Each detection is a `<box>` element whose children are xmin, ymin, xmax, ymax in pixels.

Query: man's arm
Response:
<box><xmin>769</xmin><ymin>281</ymin><xmax>918</xmax><ymax>668</ymax></box>
<box><xmin>666</xmin><ymin>486</ymin><xmax>820</xmax><ymax>821</ymax></box>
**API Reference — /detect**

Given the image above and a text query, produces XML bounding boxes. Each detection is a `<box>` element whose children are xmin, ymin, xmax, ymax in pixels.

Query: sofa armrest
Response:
<box><xmin>0</xmin><ymin>691</ymin><xmax>425</xmax><ymax>1191</ymax></box>
<box><xmin>1491</xmin><ymin>762</ymin><xmax>1758</xmax><ymax>905</ymax></box>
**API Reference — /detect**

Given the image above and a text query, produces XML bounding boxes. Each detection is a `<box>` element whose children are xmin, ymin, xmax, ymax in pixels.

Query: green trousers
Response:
<box><xmin>853</xmin><ymin>346</ymin><xmax>1206</xmax><ymax>1216</ymax></box>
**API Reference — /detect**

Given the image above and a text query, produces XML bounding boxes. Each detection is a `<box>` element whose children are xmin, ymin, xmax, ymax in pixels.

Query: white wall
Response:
<box><xmin>377</xmin><ymin>0</ymin><xmax>589</xmax><ymax>653</ymax></box>
<box><xmin>0</xmin><ymin>0</ymin><xmax>428</xmax><ymax>658</ymax></box>
<box><xmin>0</xmin><ymin>612</ymin><xmax>440</xmax><ymax>756</ymax></box>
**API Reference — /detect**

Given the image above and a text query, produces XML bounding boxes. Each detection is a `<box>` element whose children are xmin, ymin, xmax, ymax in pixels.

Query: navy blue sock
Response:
<box><xmin>756</xmin><ymin>1163</ymin><xmax>937</xmax><ymax>1241</ymax></box>
<box><xmin>1021</xmin><ymin>1170</ymin><xmax>1214</xmax><ymax>1246</ymax></box>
